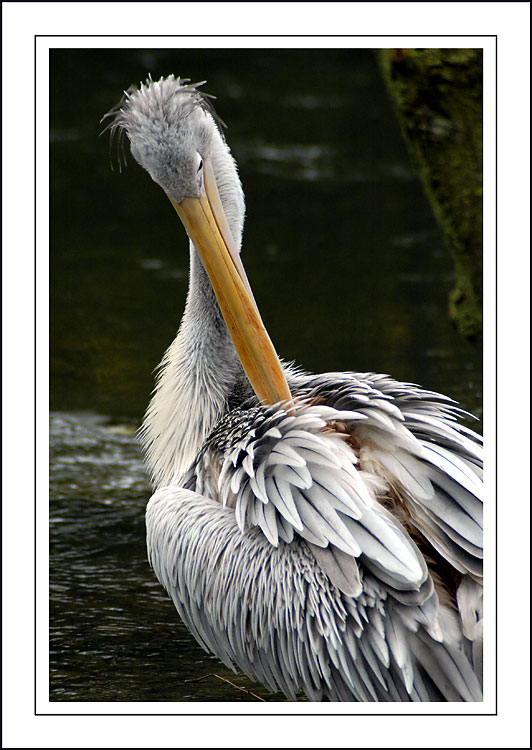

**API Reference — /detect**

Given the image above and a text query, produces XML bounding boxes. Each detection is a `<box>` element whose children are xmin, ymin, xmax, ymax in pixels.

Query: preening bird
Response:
<box><xmin>106</xmin><ymin>75</ymin><xmax>483</xmax><ymax>702</ymax></box>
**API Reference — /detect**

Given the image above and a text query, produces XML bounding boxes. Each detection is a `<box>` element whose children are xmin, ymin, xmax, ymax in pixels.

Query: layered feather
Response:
<box><xmin>169</xmin><ymin>380</ymin><xmax>483</xmax><ymax>701</ymax></box>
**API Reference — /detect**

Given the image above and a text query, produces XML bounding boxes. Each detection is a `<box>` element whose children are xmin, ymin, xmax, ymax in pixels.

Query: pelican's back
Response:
<box><xmin>146</xmin><ymin>369</ymin><xmax>482</xmax><ymax>701</ymax></box>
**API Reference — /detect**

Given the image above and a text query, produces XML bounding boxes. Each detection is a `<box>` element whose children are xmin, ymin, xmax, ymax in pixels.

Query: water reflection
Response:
<box><xmin>49</xmin><ymin>48</ymin><xmax>482</xmax><ymax>702</ymax></box>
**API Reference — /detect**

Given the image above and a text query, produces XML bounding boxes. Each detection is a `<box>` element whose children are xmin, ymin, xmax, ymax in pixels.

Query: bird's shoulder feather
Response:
<box><xmin>164</xmin><ymin>370</ymin><xmax>483</xmax><ymax>700</ymax></box>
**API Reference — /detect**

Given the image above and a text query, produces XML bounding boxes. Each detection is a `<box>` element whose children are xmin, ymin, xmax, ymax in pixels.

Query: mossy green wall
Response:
<box><xmin>377</xmin><ymin>48</ymin><xmax>483</xmax><ymax>341</ymax></box>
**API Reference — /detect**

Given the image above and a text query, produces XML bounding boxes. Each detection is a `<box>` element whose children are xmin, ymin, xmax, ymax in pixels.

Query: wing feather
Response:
<box><xmin>264</xmin><ymin>475</ymin><xmax>303</xmax><ymax>530</ymax></box>
<box><xmin>177</xmin><ymin>373</ymin><xmax>483</xmax><ymax>702</ymax></box>
<box><xmin>307</xmin><ymin>543</ymin><xmax>362</xmax><ymax>597</ymax></box>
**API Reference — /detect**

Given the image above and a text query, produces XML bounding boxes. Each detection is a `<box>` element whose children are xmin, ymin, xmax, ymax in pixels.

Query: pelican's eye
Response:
<box><xmin>197</xmin><ymin>158</ymin><xmax>203</xmax><ymax>172</ymax></box>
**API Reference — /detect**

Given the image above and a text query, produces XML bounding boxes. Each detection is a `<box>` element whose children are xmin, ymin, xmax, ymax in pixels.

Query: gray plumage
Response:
<box><xmin>109</xmin><ymin>75</ymin><xmax>483</xmax><ymax>702</ymax></box>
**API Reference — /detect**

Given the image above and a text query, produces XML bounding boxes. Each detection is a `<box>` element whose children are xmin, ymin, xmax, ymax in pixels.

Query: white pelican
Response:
<box><xmin>106</xmin><ymin>75</ymin><xmax>483</xmax><ymax>702</ymax></box>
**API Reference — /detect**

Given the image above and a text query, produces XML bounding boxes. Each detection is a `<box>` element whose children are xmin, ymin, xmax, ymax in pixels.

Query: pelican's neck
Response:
<box><xmin>208</xmin><ymin>120</ymin><xmax>245</xmax><ymax>249</ymax></box>
<box><xmin>140</xmin><ymin>130</ymin><xmax>248</xmax><ymax>487</ymax></box>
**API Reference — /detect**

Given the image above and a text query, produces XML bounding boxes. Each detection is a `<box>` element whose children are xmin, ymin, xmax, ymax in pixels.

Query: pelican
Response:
<box><xmin>106</xmin><ymin>75</ymin><xmax>483</xmax><ymax>702</ymax></box>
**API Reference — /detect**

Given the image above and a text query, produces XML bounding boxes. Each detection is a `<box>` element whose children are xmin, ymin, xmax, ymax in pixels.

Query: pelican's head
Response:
<box><xmin>107</xmin><ymin>75</ymin><xmax>247</xmax><ymax>267</ymax></box>
<box><xmin>106</xmin><ymin>75</ymin><xmax>292</xmax><ymax>410</ymax></box>
<box><xmin>110</xmin><ymin>75</ymin><xmax>220</xmax><ymax>205</ymax></box>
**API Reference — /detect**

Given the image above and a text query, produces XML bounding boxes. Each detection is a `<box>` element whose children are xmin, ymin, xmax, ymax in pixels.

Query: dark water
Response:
<box><xmin>49</xmin><ymin>48</ymin><xmax>482</xmax><ymax>702</ymax></box>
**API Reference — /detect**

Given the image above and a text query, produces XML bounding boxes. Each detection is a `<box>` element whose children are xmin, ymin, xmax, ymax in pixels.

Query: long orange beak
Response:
<box><xmin>167</xmin><ymin>158</ymin><xmax>293</xmax><ymax>408</ymax></box>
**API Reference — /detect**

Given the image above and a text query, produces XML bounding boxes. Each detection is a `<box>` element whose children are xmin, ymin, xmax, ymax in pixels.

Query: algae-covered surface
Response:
<box><xmin>377</xmin><ymin>48</ymin><xmax>483</xmax><ymax>341</ymax></box>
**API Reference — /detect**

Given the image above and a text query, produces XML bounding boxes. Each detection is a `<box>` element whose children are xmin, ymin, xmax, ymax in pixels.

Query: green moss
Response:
<box><xmin>376</xmin><ymin>48</ymin><xmax>483</xmax><ymax>342</ymax></box>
